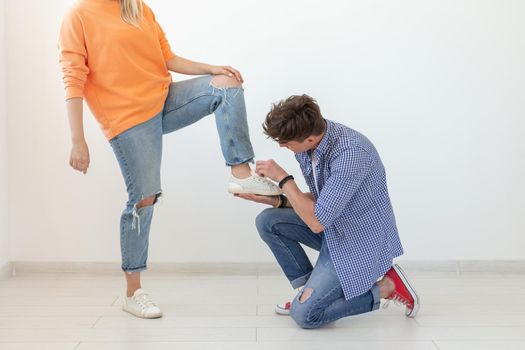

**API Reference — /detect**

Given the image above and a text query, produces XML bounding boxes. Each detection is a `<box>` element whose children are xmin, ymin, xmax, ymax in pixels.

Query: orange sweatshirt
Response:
<box><xmin>59</xmin><ymin>0</ymin><xmax>176</xmax><ymax>140</ymax></box>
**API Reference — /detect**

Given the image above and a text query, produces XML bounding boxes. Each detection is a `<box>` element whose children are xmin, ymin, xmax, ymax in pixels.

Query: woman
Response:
<box><xmin>59</xmin><ymin>0</ymin><xmax>280</xmax><ymax>319</ymax></box>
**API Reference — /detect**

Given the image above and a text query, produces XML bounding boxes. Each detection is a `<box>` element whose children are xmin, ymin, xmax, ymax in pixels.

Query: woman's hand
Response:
<box><xmin>69</xmin><ymin>140</ymin><xmax>90</xmax><ymax>174</ymax></box>
<box><xmin>210</xmin><ymin>65</ymin><xmax>243</xmax><ymax>83</ymax></box>
<box><xmin>234</xmin><ymin>193</ymin><xmax>279</xmax><ymax>207</ymax></box>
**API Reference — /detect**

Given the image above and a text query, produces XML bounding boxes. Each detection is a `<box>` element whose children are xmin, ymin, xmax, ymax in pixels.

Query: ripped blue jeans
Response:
<box><xmin>256</xmin><ymin>208</ymin><xmax>381</xmax><ymax>328</ymax></box>
<box><xmin>110</xmin><ymin>75</ymin><xmax>254</xmax><ymax>273</ymax></box>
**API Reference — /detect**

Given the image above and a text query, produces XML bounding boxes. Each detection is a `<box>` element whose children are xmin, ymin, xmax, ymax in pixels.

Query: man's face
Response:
<box><xmin>278</xmin><ymin>138</ymin><xmax>316</xmax><ymax>153</ymax></box>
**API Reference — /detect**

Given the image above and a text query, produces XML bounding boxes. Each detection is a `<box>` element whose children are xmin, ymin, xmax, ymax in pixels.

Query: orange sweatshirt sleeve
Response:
<box><xmin>144</xmin><ymin>3</ymin><xmax>176</xmax><ymax>62</ymax></box>
<box><xmin>58</xmin><ymin>9</ymin><xmax>89</xmax><ymax>100</ymax></box>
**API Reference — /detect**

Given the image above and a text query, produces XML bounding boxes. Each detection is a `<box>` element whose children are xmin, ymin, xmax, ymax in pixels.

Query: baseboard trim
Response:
<box><xmin>12</xmin><ymin>262</ymin><xmax>282</xmax><ymax>276</ymax></box>
<box><xmin>10</xmin><ymin>260</ymin><xmax>525</xmax><ymax>276</ymax></box>
<box><xmin>0</xmin><ymin>262</ymin><xmax>13</xmax><ymax>280</ymax></box>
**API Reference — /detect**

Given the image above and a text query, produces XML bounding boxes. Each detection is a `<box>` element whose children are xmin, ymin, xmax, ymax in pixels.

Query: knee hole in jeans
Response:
<box><xmin>131</xmin><ymin>192</ymin><xmax>162</xmax><ymax>235</ymax></box>
<box><xmin>299</xmin><ymin>287</ymin><xmax>314</xmax><ymax>303</ymax></box>
<box><xmin>211</xmin><ymin>75</ymin><xmax>243</xmax><ymax>89</ymax></box>
<box><xmin>135</xmin><ymin>192</ymin><xmax>161</xmax><ymax>209</ymax></box>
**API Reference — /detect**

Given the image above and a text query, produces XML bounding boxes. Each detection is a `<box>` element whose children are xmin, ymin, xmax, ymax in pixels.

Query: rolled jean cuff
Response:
<box><xmin>290</xmin><ymin>271</ymin><xmax>312</xmax><ymax>289</ymax></box>
<box><xmin>371</xmin><ymin>283</ymin><xmax>381</xmax><ymax>311</ymax></box>
<box><xmin>225</xmin><ymin>156</ymin><xmax>255</xmax><ymax>167</ymax></box>
<box><xmin>122</xmin><ymin>265</ymin><xmax>147</xmax><ymax>274</ymax></box>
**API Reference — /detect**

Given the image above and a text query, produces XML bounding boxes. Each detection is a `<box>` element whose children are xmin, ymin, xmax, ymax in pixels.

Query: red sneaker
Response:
<box><xmin>275</xmin><ymin>301</ymin><xmax>291</xmax><ymax>315</ymax></box>
<box><xmin>384</xmin><ymin>264</ymin><xmax>420</xmax><ymax>318</ymax></box>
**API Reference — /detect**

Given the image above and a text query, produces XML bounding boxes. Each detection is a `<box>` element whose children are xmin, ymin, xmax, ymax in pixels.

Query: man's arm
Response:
<box><xmin>312</xmin><ymin>149</ymin><xmax>372</xmax><ymax>229</ymax></box>
<box><xmin>256</xmin><ymin>148</ymin><xmax>371</xmax><ymax>233</ymax></box>
<box><xmin>280</xmin><ymin>192</ymin><xmax>312</xmax><ymax>208</ymax></box>
<box><xmin>255</xmin><ymin>160</ymin><xmax>324</xmax><ymax>233</ymax></box>
<box><xmin>281</xmin><ymin>181</ymin><xmax>324</xmax><ymax>233</ymax></box>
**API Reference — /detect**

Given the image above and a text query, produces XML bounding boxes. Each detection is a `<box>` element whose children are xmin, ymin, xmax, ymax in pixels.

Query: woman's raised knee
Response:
<box><xmin>211</xmin><ymin>74</ymin><xmax>242</xmax><ymax>89</ymax></box>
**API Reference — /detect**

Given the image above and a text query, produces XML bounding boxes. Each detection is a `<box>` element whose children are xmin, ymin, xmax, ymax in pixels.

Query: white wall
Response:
<box><xmin>0</xmin><ymin>0</ymin><xmax>10</xmax><ymax>268</ymax></box>
<box><xmin>5</xmin><ymin>0</ymin><xmax>525</xmax><ymax>263</ymax></box>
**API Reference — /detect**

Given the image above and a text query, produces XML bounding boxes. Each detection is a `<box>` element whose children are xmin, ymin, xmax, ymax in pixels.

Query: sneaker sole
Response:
<box><xmin>392</xmin><ymin>264</ymin><xmax>420</xmax><ymax>318</ymax></box>
<box><xmin>122</xmin><ymin>305</ymin><xmax>163</xmax><ymax>319</ymax></box>
<box><xmin>228</xmin><ymin>187</ymin><xmax>282</xmax><ymax>196</ymax></box>
<box><xmin>275</xmin><ymin>305</ymin><xmax>290</xmax><ymax>316</ymax></box>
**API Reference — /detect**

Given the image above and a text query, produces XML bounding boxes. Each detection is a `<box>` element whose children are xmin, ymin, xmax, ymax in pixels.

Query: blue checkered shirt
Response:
<box><xmin>295</xmin><ymin>120</ymin><xmax>404</xmax><ymax>300</ymax></box>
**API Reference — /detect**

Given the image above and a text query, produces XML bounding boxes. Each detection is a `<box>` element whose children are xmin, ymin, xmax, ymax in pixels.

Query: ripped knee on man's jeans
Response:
<box><xmin>291</xmin><ymin>288</ymin><xmax>322</xmax><ymax>329</ymax></box>
<box><xmin>298</xmin><ymin>287</ymin><xmax>314</xmax><ymax>303</ymax></box>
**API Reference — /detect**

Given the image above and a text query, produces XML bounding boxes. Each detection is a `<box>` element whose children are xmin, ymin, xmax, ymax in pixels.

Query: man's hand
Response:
<box><xmin>234</xmin><ymin>193</ymin><xmax>279</xmax><ymax>207</ymax></box>
<box><xmin>257</xmin><ymin>160</ymin><xmax>324</xmax><ymax>233</ymax></box>
<box><xmin>255</xmin><ymin>159</ymin><xmax>288</xmax><ymax>183</ymax></box>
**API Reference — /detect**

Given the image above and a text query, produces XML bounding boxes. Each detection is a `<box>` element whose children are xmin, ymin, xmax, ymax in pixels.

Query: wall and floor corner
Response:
<box><xmin>1</xmin><ymin>0</ymin><xmax>525</xmax><ymax>271</ymax></box>
<box><xmin>0</xmin><ymin>0</ymin><xmax>12</xmax><ymax>280</ymax></box>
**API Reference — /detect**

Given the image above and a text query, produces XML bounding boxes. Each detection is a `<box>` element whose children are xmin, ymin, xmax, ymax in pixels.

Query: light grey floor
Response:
<box><xmin>0</xmin><ymin>265</ymin><xmax>524</xmax><ymax>350</ymax></box>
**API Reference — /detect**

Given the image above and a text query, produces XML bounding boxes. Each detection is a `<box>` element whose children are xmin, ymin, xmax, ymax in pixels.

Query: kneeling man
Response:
<box><xmin>236</xmin><ymin>95</ymin><xmax>420</xmax><ymax>329</ymax></box>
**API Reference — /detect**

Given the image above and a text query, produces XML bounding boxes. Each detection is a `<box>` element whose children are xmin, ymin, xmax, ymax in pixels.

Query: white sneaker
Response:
<box><xmin>228</xmin><ymin>174</ymin><xmax>282</xmax><ymax>196</ymax></box>
<box><xmin>122</xmin><ymin>288</ymin><xmax>163</xmax><ymax>319</ymax></box>
<box><xmin>275</xmin><ymin>300</ymin><xmax>292</xmax><ymax>315</ymax></box>
<box><xmin>275</xmin><ymin>287</ymin><xmax>303</xmax><ymax>316</ymax></box>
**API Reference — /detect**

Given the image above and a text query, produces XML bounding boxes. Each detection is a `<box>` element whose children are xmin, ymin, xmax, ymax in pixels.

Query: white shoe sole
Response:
<box><xmin>392</xmin><ymin>264</ymin><xmax>420</xmax><ymax>318</ymax></box>
<box><xmin>228</xmin><ymin>184</ymin><xmax>282</xmax><ymax>196</ymax></box>
<box><xmin>122</xmin><ymin>305</ymin><xmax>163</xmax><ymax>319</ymax></box>
<box><xmin>275</xmin><ymin>304</ymin><xmax>291</xmax><ymax>316</ymax></box>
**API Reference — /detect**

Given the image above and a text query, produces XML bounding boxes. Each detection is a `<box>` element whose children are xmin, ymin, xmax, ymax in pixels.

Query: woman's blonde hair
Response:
<box><xmin>120</xmin><ymin>0</ymin><xmax>143</xmax><ymax>27</ymax></box>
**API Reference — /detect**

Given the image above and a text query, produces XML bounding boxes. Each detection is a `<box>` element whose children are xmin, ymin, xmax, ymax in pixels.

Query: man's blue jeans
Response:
<box><xmin>256</xmin><ymin>208</ymin><xmax>381</xmax><ymax>328</ymax></box>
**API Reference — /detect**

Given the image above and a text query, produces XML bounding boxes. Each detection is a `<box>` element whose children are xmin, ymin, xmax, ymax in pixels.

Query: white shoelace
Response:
<box><xmin>134</xmin><ymin>292</ymin><xmax>157</xmax><ymax>310</ymax></box>
<box><xmin>382</xmin><ymin>294</ymin><xmax>408</xmax><ymax>310</ymax></box>
<box><xmin>251</xmin><ymin>175</ymin><xmax>278</xmax><ymax>188</ymax></box>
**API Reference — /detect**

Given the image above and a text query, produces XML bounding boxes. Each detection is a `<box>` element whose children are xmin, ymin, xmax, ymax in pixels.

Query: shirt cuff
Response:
<box><xmin>314</xmin><ymin>202</ymin><xmax>333</xmax><ymax>229</ymax></box>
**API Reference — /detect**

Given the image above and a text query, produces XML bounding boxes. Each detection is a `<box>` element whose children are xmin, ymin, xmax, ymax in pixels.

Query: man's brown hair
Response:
<box><xmin>263</xmin><ymin>94</ymin><xmax>326</xmax><ymax>143</ymax></box>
